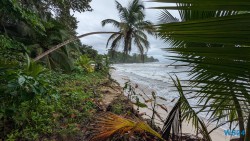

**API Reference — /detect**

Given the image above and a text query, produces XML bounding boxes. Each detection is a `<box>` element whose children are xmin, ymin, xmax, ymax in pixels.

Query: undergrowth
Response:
<box><xmin>1</xmin><ymin>70</ymin><xmax>107</xmax><ymax>140</ymax></box>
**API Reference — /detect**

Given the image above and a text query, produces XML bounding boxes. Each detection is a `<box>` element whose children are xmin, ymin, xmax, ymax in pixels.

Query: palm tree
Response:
<box><xmin>101</xmin><ymin>0</ymin><xmax>155</xmax><ymax>62</ymax></box>
<box><xmin>150</xmin><ymin>0</ymin><xmax>250</xmax><ymax>141</ymax></box>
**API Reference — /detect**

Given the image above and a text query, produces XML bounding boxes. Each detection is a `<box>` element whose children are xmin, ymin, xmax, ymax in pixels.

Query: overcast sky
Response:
<box><xmin>74</xmin><ymin>0</ymin><xmax>179</xmax><ymax>62</ymax></box>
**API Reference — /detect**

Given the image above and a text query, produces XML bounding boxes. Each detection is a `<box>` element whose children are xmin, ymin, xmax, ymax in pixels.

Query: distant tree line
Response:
<box><xmin>108</xmin><ymin>50</ymin><xmax>159</xmax><ymax>63</ymax></box>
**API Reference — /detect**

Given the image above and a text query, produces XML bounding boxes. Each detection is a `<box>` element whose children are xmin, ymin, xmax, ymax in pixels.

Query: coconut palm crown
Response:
<box><xmin>101</xmin><ymin>0</ymin><xmax>155</xmax><ymax>61</ymax></box>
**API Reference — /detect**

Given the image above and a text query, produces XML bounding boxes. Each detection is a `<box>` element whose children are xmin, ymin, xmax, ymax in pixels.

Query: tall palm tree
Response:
<box><xmin>101</xmin><ymin>0</ymin><xmax>155</xmax><ymax>61</ymax></box>
<box><xmin>150</xmin><ymin>0</ymin><xmax>250</xmax><ymax>141</ymax></box>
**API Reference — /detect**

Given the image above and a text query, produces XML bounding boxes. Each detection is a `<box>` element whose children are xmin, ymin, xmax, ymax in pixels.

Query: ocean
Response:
<box><xmin>112</xmin><ymin>62</ymin><xmax>190</xmax><ymax>106</ymax></box>
<box><xmin>111</xmin><ymin>62</ymin><xmax>232</xmax><ymax>131</ymax></box>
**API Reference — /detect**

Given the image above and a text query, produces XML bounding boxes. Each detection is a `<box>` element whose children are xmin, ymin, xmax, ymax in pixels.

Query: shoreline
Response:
<box><xmin>110</xmin><ymin>69</ymin><xmax>232</xmax><ymax>141</ymax></box>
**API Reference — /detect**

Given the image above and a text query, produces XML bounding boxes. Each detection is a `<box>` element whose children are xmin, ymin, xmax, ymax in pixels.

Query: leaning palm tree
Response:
<box><xmin>101</xmin><ymin>0</ymin><xmax>155</xmax><ymax>62</ymax></box>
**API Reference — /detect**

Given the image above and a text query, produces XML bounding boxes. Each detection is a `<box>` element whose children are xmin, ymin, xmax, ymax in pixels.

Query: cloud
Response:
<box><xmin>74</xmin><ymin>0</ymin><xmax>179</xmax><ymax>62</ymax></box>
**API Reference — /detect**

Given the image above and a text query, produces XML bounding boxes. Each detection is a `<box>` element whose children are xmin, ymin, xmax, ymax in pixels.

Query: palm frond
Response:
<box><xmin>157</xmin><ymin>14</ymin><xmax>250</xmax><ymax>45</ymax></box>
<box><xmin>48</xmin><ymin>50</ymin><xmax>73</xmax><ymax>72</ymax></box>
<box><xmin>162</xmin><ymin>98</ymin><xmax>181</xmax><ymax>140</ymax></box>
<box><xmin>110</xmin><ymin>34</ymin><xmax>123</xmax><ymax>51</ymax></box>
<box><xmin>106</xmin><ymin>33</ymin><xmax>120</xmax><ymax>47</ymax></box>
<box><xmin>134</xmin><ymin>34</ymin><xmax>150</xmax><ymax>50</ymax></box>
<box><xmin>134</xmin><ymin>37</ymin><xmax>145</xmax><ymax>60</ymax></box>
<box><xmin>102</xmin><ymin>0</ymin><xmax>154</xmax><ymax>61</ymax></box>
<box><xmin>89</xmin><ymin>112</ymin><xmax>164</xmax><ymax>141</ymax></box>
<box><xmin>116</xmin><ymin>1</ymin><xmax>129</xmax><ymax>22</ymax></box>
<box><xmin>136</xmin><ymin>20</ymin><xmax>156</xmax><ymax>36</ymax></box>
<box><xmin>149</xmin><ymin>0</ymin><xmax>250</xmax><ymax>11</ymax></box>
<box><xmin>162</xmin><ymin>76</ymin><xmax>212</xmax><ymax>141</ymax></box>
<box><xmin>101</xmin><ymin>19</ymin><xmax>121</xmax><ymax>28</ymax></box>
<box><xmin>128</xmin><ymin>0</ymin><xmax>145</xmax><ymax>22</ymax></box>
<box><xmin>151</xmin><ymin>0</ymin><xmax>250</xmax><ymax>140</ymax></box>
<box><xmin>159</xmin><ymin>10</ymin><xmax>179</xmax><ymax>23</ymax></box>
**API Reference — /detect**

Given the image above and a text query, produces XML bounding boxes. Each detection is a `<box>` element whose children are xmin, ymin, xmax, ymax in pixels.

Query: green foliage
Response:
<box><xmin>0</xmin><ymin>0</ymin><xmax>114</xmax><ymax>140</ymax></box>
<box><xmin>0</xmin><ymin>35</ymin><xmax>26</xmax><ymax>61</ymax></box>
<box><xmin>151</xmin><ymin>0</ymin><xmax>250</xmax><ymax>140</ymax></box>
<box><xmin>110</xmin><ymin>103</ymin><xmax>124</xmax><ymax>115</ymax></box>
<box><xmin>0</xmin><ymin>58</ymin><xmax>57</xmax><ymax>139</ymax></box>
<box><xmin>162</xmin><ymin>76</ymin><xmax>211</xmax><ymax>141</ymax></box>
<box><xmin>0</xmin><ymin>63</ymin><xmax>107</xmax><ymax>140</ymax></box>
<box><xmin>94</xmin><ymin>55</ymin><xmax>112</xmax><ymax>74</ymax></box>
<box><xmin>76</xmin><ymin>55</ymin><xmax>95</xmax><ymax>73</ymax></box>
<box><xmin>0</xmin><ymin>0</ymin><xmax>45</xmax><ymax>33</ymax></box>
<box><xmin>79</xmin><ymin>45</ymin><xmax>99</xmax><ymax>59</ymax></box>
<box><xmin>0</xmin><ymin>0</ymin><xmax>93</xmax><ymax>72</ymax></box>
<box><xmin>6</xmin><ymin>98</ymin><xmax>57</xmax><ymax>140</ymax></box>
<box><xmin>102</xmin><ymin>0</ymin><xmax>155</xmax><ymax>62</ymax></box>
<box><xmin>1</xmin><ymin>59</ymin><xmax>52</xmax><ymax>112</ymax></box>
<box><xmin>150</xmin><ymin>0</ymin><xmax>250</xmax><ymax>11</ymax></box>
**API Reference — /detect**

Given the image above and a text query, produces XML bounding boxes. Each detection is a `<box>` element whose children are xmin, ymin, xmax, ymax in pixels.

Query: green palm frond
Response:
<box><xmin>159</xmin><ymin>10</ymin><xmax>179</xmax><ymax>23</ymax></box>
<box><xmin>133</xmin><ymin>34</ymin><xmax>150</xmax><ymax>50</ymax></box>
<box><xmin>162</xmin><ymin>76</ymin><xmax>212</xmax><ymax>141</ymax></box>
<box><xmin>115</xmin><ymin>1</ymin><xmax>129</xmax><ymax>22</ymax></box>
<box><xmin>135</xmin><ymin>21</ymin><xmax>156</xmax><ymax>36</ymax></box>
<box><xmin>151</xmin><ymin>0</ymin><xmax>250</xmax><ymax>140</ymax></box>
<box><xmin>157</xmin><ymin>14</ymin><xmax>250</xmax><ymax>45</ymax></box>
<box><xmin>134</xmin><ymin>37</ymin><xmax>145</xmax><ymax>60</ymax></box>
<box><xmin>133</xmin><ymin>30</ymin><xmax>147</xmax><ymax>39</ymax></box>
<box><xmin>149</xmin><ymin>0</ymin><xmax>250</xmax><ymax>11</ymax></box>
<box><xmin>162</xmin><ymin>98</ymin><xmax>181</xmax><ymax>140</ymax></box>
<box><xmin>46</xmin><ymin>50</ymin><xmax>73</xmax><ymax>72</ymax></box>
<box><xmin>165</xmin><ymin>46</ymin><xmax>250</xmax><ymax>137</ymax></box>
<box><xmin>110</xmin><ymin>34</ymin><xmax>123</xmax><ymax>51</ymax></box>
<box><xmin>102</xmin><ymin>0</ymin><xmax>155</xmax><ymax>61</ymax></box>
<box><xmin>101</xmin><ymin>19</ymin><xmax>120</xmax><ymax>28</ymax></box>
<box><xmin>105</xmin><ymin>33</ymin><xmax>121</xmax><ymax>47</ymax></box>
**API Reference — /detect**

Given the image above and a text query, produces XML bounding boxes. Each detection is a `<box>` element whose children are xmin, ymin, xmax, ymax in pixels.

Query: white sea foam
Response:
<box><xmin>112</xmin><ymin>62</ymin><xmax>190</xmax><ymax>106</ymax></box>
<box><xmin>112</xmin><ymin>62</ymin><xmax>234</xmax><ymax>130</ymax></box>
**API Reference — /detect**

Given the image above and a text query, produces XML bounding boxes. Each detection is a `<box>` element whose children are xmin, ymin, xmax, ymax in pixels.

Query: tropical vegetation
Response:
<box><xmin>88</xmin><ymin>0</ymin><xmax>250</xmax><ymax>141</ymax></box>
<box><xmin>0</xmin><ymin>0</ymin><xmax>112</xmax><ymax>140</ymax></box>
<box><xmin>101</xmin><ymin>0</ymin><xmax>155</xmax><ymax>62</ymax></box>
<box><xmin>149</xmin><ymin>0</ymin><xmax>250</xmax><ymax>141</ymax></box>
<box><xmin>108</xmin><ymin>50</ymin><xmax>159</xmax><ymax>63</ymax></box>
<box><xmin>1</xmin><ymin>0</ymin><xmax>250</xmax><ymax>141</ymax></box>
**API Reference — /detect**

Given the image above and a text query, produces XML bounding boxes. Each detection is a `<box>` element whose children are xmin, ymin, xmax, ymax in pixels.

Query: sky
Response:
<box><xmin>74</xmin><ymin>0</ymin><xmax>179</xmax><ymax>62</ymax></box>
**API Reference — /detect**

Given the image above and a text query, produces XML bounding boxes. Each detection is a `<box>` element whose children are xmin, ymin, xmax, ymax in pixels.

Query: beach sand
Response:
<box><xmin>111</xmin><ymin>70</ymin><xmax>232</xmax><ymax>141</ymax></box>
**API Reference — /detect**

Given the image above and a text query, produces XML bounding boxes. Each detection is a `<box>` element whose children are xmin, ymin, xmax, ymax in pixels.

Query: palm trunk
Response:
<box><xmin>34</xmin><ymin>32</ymin><xmax>119</xmax><ymax>61</ymax></box>
<box><xmin>123</xmin><ymin>29</ymin><xmax>132</xmax><ymax>61</ymax></box>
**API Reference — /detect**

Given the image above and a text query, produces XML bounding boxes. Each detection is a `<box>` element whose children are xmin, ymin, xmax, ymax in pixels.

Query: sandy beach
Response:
<box><xmin>111</xmin><ymin>69</ymin><xmax>233</xmax><ymax>141</ymax></box>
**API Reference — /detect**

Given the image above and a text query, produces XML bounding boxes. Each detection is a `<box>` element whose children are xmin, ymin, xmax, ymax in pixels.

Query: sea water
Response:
<box><xmin>112</xmin><ymin>62</ymin><xmax>190</xmax><ymax>106</ymax></box>
<box><xmin>112</xmin><ymin>62</ymin><xmax>233</xmax><ymax>130</ymax></box>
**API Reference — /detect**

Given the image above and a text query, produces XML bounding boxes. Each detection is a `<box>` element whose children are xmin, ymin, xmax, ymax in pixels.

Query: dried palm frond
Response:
<box><xmin>88</xmin><ymin>112</ymin><xmax>164</xmax><ymax>141</ymax></box>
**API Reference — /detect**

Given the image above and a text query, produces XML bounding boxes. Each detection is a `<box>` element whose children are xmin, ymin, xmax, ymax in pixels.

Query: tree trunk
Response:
<box><xmin>123</xmin><ymin>30</ymin><xmax>132</xmax><ymax>55</ymax></box>
<box><xmin>34</xmin><ymin>31</ymin><xmax>119</xmax><ymax>61</ymax></box>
